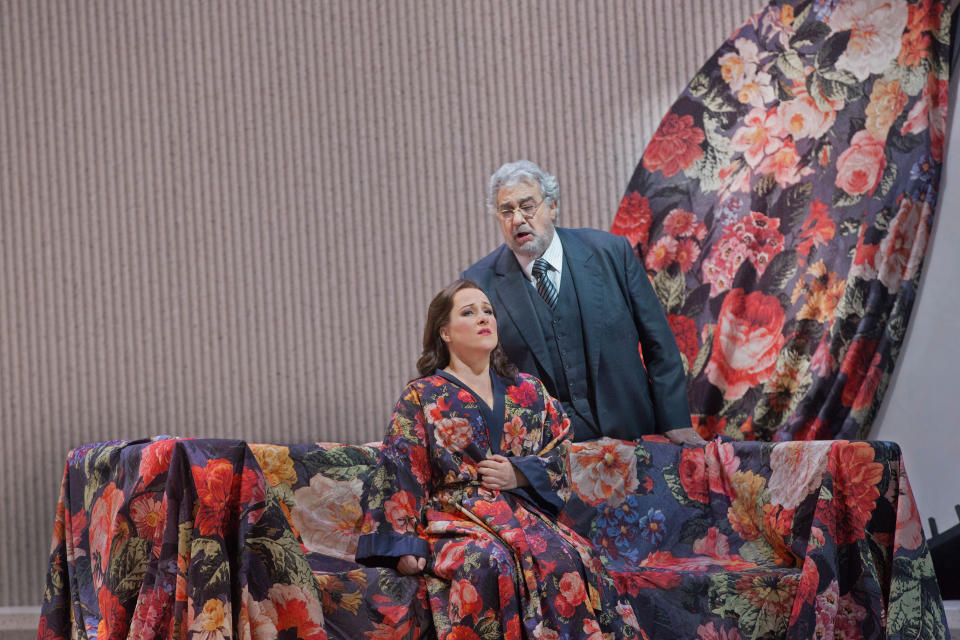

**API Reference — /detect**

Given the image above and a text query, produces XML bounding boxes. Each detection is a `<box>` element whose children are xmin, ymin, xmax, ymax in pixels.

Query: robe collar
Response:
<box><xmin>434</xmin><ymin>368</ymin><xmax>507</xmax><ymax>454</ymax></box>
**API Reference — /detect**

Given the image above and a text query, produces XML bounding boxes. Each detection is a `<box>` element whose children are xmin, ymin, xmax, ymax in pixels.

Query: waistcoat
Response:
<box><xmin>528</xmin><ymin>254</ymin><xmax>600</xmax><ymax>439</ymax></box>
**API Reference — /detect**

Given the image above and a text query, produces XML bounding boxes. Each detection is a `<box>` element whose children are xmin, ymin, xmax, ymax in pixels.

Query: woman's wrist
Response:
<box><xmin>513</xmin><ymin>465</ymin><xmax>530</xmax><ymax>488</ymax></box>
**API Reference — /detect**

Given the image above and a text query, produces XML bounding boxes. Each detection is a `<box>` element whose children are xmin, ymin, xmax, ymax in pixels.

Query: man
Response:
<box><xmin>463</xmin><ymin>160</ymin><xmax>700</xmax><ymax>444</ymax></box>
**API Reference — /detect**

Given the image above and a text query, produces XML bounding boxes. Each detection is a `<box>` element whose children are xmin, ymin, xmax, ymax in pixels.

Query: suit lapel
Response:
<box><xmin>492</xmin><ymin>247</ymin><xmax>550</xmax><ymax>368</ymax></box>
<box><xmin>558</xmin><ymin>229</ymin><xmax>605</xmax><ymax>385</ymax></box>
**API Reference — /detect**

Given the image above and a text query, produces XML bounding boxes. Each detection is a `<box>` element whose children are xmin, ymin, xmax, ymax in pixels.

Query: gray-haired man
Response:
<box><xmin>463</xmin><ymin>160</ymin><xmax>700</xmax><ymax>444</ymax></box>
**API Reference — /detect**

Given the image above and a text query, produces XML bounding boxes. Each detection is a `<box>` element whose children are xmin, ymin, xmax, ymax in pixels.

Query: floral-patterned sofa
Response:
<box><xmin>39</xmin><ymin>436</ymin><xmax>948</xmax><ymax>639</ymax></box>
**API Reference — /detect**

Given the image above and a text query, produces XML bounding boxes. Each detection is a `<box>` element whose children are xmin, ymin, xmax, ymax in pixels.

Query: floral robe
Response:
<box><xmin>357</xmin><ymin>371</ymin><xmax>641</xmax><ymax>639</ymax></box>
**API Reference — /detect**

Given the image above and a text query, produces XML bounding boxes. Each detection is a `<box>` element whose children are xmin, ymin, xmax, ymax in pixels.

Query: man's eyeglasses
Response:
<box><xmin>497</xmin><ymin>198</ymin><xmax>543</xmax><ymax>221</ymax></box>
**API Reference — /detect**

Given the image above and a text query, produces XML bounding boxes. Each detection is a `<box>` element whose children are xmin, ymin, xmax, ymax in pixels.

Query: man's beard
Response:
<box><xmin>511</xmin><ymin>226</ymin><xmax>554</xmax><ymax>258</ymax></box>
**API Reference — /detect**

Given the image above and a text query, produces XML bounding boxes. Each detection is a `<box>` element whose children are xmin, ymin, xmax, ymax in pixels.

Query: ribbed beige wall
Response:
<box><xmin>0</xmin><ymin>0</ymin><xmax>761</xmax><ymax>607</ymax></box>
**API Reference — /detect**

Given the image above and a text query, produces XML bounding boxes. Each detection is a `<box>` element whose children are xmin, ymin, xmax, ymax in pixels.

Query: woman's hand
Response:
<box><xmin>478</xmin><ymin>454</ymin><xmax>527</xmax><ymax>490</ymax></box>
<box><xmin>397</xmin><ymin>555</ymin><xmax>426</xmax><ymax>575</ymax></box>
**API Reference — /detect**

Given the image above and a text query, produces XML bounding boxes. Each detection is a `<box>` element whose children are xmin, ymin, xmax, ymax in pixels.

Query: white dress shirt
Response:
<box><xmin>516</xmin><ymin>230</ymin><xmax>563</xmax><ymax>293</ymax></box>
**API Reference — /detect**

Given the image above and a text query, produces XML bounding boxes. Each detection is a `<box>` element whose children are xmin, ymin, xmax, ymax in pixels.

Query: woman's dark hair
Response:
<box><xmin>416</xmin><ymin>278</ymin><xmax>518</xmax><ymax>379</ymax></box>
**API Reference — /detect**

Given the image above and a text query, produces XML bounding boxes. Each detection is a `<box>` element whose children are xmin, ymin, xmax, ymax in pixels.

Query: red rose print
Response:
<box><xmin>408</xmin><ymin>445</ymin><xmax>432</xmax><ymax>486</ymax></box>
<box><xmin>706</xmin><ymin>289</ymin><xmax>786</xmax><ymax>400</ymax></box>
<box><xmin>384</xmin><ymin>490</ymin><xmax>418</xmax><ymax>534</ymax></box>
<box><xmin>450</xmin><ymin>579</ymin><xmax>482</xmax><ymax>620</ymax></box>
<box><xmin>839</xmin><ymin>338</ymin><xmax>880</xmax><ymax>408</ymax></box>
<box><xmin>506</xmin><ymin>381</ymin><xmax>538</xmax><ymax>408</ymax></box>
<box><xmin>679</xmin><ymin>448</ymin><xmax>709</xmax><ymax>503</ymax></box>
<box><xmin>823</xmin><ymin>442</ymin><xmax>883</xmax><ymax>544</ymax></box>
<box><xmin>554</xmin><ymin>593</ymin><xmax>576</xmax><ymax>618</ymax></box>
<box><xmin>643</xmin><ymin>112</ymin><xmax>706</xmax><ymax>177</ymax></box>
<box><xmin>193</xmin><ymin>459</ymin><xmax>240</xmax><ymax>537</ymax></box>
<box><xmin>558</xmin><ymin>572</ymin><xmax>587</xmax><ymax>607</ymax></box>
<box><xmin>667</xmin><ymin>314</ymin><xmax>698</xmax><ymax>366</ymax></box>
<box><xmin>612</xmin><ymin>192</ymin><xmax>654</xmax><ymax>251</ymax></box>
<box><xmin>433</xmin><ymin>539</ymin><xmax>469</xmax><ymax>578</ymax></box>
<box><xmin>138</xmin><ymin>439</ymin><xmax>176</xmax><ymax>487</ymax></box>
<box><xmin>835</xmin><ymin>130</ymin><xmax>887</xmax><ymax>195</ymax></box>
<box><xmin>434</xmin><ymin>416</ymin><xmax>473</xmax><ymax>452</ymax></box>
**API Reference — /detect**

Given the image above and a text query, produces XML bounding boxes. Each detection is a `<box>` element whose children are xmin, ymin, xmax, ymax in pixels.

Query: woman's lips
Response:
<box><xmin>478</xmin><ymin>329</ymin><xmax>491</xmax><ymax>335</ymax></box>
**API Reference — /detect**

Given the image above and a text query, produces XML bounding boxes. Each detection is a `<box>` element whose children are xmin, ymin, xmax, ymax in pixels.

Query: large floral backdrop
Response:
<box><xmin>611</xmin><ymin>0</ymin><xmax>950</xmax><ymax>441</ymax></box>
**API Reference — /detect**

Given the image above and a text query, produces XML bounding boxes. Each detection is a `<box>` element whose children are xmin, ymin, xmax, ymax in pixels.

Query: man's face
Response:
<box><xmin>495</xmin><ymin>181</ymin><xmax>557</xmax><ymax>258</ymax></box>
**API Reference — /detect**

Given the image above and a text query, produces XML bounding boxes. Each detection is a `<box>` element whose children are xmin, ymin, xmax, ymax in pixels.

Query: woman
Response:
<box><xmin>356</xmin><ymin>279</ymin><xmax>641</xmax><ymax>639</ymax></box>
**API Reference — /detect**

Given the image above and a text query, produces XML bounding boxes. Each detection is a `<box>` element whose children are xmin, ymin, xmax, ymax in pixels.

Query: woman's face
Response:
<box><xmin>440</xmin><ymin>288</ymin><xmax>498</xmax><ymax>360</ymax></box>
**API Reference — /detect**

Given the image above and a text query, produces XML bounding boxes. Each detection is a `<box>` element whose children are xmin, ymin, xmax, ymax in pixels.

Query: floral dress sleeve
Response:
<box><xmin>355</xmin><ymin>382</ymin><xmax>433</xmax><ymax>568</ymax></box>
<box><xmin>504</xmin><ymin>375</ymin><xmax>573</xmax><ymax>518</ymax></box>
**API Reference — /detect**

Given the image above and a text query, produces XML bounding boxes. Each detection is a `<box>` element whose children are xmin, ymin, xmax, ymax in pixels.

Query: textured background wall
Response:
<box><xmin>0</xmin><ymin>0</ymin><xmax>761</xmax><ymax>607</ymax></box>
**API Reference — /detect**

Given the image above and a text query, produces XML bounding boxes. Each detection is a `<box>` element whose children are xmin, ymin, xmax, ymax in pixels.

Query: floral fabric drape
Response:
<box><xmin>611</xmin><ymin>0</ymin><xmax>950</xmax><ymax>440</ymax></box>
<box><xmin>39</xmin><ymin>436</ymin><xmax>948</xmax><ymax>639</ymax></box>
<box><xmin>38</xmin><ymin>438</ymin><xmax>331</xmax><ymax>640</ymax></box>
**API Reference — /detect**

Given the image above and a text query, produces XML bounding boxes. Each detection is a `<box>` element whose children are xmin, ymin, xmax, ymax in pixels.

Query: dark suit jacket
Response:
<box><xmin>463</xmin><ymin>227</ymin><xmax>692</xmax><ymax>440</ymax></box>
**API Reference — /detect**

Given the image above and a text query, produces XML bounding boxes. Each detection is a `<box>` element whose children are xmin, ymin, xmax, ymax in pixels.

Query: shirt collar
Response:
<box><xmin>517</xmin><ymin>229</ymin><xmax>563</xmax><ymax>281</ymax></box>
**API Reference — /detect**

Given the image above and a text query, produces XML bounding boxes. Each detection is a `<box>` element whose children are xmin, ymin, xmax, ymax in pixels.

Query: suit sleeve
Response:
<box><xmin>620</xmin><ymin>235</ymin><xmax>692</xmax><ymax>432</ymax></box>
<box><xmin>355</xmin><ymin>384</ymin><xmax>432</xmax><ymax>568</ymax></box>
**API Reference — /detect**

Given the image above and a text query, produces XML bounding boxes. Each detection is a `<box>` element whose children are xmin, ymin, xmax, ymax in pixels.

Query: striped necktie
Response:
<box><xmin>532</xmin><ymin>258</ymin><xmax>558</xmax><ymax>309</ymax></box>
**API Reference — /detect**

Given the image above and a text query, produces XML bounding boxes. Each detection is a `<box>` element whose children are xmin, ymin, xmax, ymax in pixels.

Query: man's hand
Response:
<box><xmin>664</xmin><ymin>427</ymin><xmax>706</xmax><ymax>445</ymax></box>
<box><xmin>478</xmin><ymin>454</ymin><xmax>527</xmax><ymax>490</ymax></box>
<box><xmin>397</xmin><ymin>555</ymin><xmax>426</xmax><ymax>575</ymax></box>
